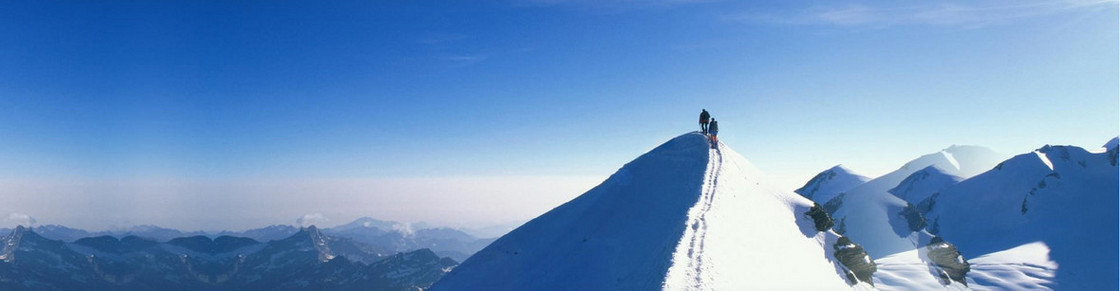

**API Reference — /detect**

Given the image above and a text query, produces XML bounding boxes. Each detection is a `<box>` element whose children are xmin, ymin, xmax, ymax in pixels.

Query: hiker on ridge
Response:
<box><xmin>699</xmin><ymin>109</ymin><xmax>711</xmax><ymax>134</ymax></box>
<box><xmin>708</xmin><ymin>118</ymin><xmax>719</xmax><ymax>144</ymax></box>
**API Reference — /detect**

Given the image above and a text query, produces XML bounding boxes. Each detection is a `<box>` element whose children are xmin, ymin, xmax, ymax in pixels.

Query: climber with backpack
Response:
<box><xmin>699</xmin><ymin>109</ymin><xmax>711</xmax><ymax>134</ymax></box>
<box><xmin>708</xmin><ymin>118</ymin><xmax>719</xmax><ymax>147</ymax></box>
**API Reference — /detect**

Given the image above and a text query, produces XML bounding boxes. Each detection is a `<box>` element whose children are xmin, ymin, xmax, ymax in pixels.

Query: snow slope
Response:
<box><xmin>927</xmin><ymin>141</ymin><xmax>1119</xmax><ymax>290</ymax></box>
<box><xmin>662</xmin><ymin>137</ymin><xmax>858</xmax><ymax>290</ymax></box>
<box><xmin>1102</xmin><ymin>137</ymin><xmax>1118</xmax><ymax>152</ymax></box>
<box><xmin>825</xmin><ymin>145</ymin><xmax>1003</xmax><ymax>259</ymax></box>
<box><xmin>820</xmin><ymin>146</ymin><xmax>1002</xmax><ymax>290</ymax></box>
<box><xmin>796</xmin><ymin>165</ymin><xmax>871</xmax><ymax>205</ymax></box>
<box><xmin>432</xmin><ymin>132</ymin><xmax>862</xmax><ymax>290</ymax></box>
<box><xmin>888</xmin><ymin>166</ymin><xmax>964</xmax><ymax>208</ymax></box>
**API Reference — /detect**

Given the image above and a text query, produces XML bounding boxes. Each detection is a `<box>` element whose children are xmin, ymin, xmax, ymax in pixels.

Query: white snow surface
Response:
<box><xmin>820</xmin><ymin>146</ymin><xmax>1003</xmax><ymax>290</ymax></box>
<box><xmin>873</xmin><ymin>247</ymin><xmax>966</xmax><ymax>291</ymax></box>
<box><xmin>663</xmin><ymin>136</ymin><xmax>855</xmax><ymax>290</ymax></box>
<box><xmin>966</xmin><ymin>242</ymin><xmax>1057</xmax><ymax>290</ymax></box>
<box><xmin>827</xmin><ymin>145</ymin><xmax>1003</xmax><ymax>259</ymax></box>
<box><xmin>431</xmin><ymin>133</ymin><xmax>857</xmax><ymax>290</ymax></box>
<box><xmin>795</xmin><ymin>165</ymin><xmax>871</xmax><ymax>205</ymax></box>
<box><xmin>927</xmin><ymin>144</ymin><xmax>1119</xmax><ymax>290</ymax></box>
<box><xmin>887</xmin><ymin>166</ymin><xmax>963</xmax><ymax>206</ymax></box>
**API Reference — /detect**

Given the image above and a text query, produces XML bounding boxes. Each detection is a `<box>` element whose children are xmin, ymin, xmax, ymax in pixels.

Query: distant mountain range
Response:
<box><xmin>13</xmin><ymin>217</ymin><xmax>500</xmax><ymax>262</ymax></box>
<box><xmin>0</xmin><ymin>225</ymin><xmax>455</xmax><ymax>290</ymax></box>
<box><xmin>322</xmin><ymin>217</ymin><xmax>496</xmax><ymax>262</ymax></box>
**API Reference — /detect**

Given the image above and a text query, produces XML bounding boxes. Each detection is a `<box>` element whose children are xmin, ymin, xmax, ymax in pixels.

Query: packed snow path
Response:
<box><xmin>679</xmin><ymin>144</ymin><xmax>722</xmax><ymax>288</ymax></box>
<box><xmin>663</xmin><ymin>135</ymin><xmax>851</xmax><ymax>290</ymax></box>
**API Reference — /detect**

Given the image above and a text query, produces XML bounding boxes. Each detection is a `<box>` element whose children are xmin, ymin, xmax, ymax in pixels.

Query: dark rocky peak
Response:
<box><xmin>397</xmin><ymin>248</ymin><xmax>457</xmax><ymax>269</ymax></box>
<box><xmin>73</xmin><ymin>236</ymin><xmax>118</xmax><ymax>250</ymax></box>
<box><xmin>2</xmin><ymin>226</ymin><xmax>30</xmax><ymax>258</ymax></box>
<box><xmin>8</xmin><ymin>225</ymin><xmax>27</xmax><ymax>237</ymax></box>
<box><xmin>213</xmin><ymin>236</ymin><xmax>259</xmax><ymax>251</ymax></box>
<box><xmin>330</xmin><ymin>217</ymin><xmax>401</xmax><ymax>233</ymax></box>
<box><xmin>3</xmin><ymin>226</ymin><xmax>62</xmax><ymax>247</ymax></box>
<box><xmin>270</xmin><ymin>225</ymin><xmax>335</xmax><ymax>262</ymax></box>
<box><xmin>368</xmin><ymin>248</ymin><xmax>458</xmax><ymax>289</ymax></box>
<box><xmin>833</xmin><ymin>236</ymin><xmax>876</xmax><ymax>286</ymax></box>
<box><xmin>219</xmin><ymin>224</ymin><xmax>299</xmax><ymax>242</ymax></box>
<box><xmin>167</xmin><ymin>235</ymin><xmax>260</xmax><ymax>254</ymax></box>
<box><xmin>30</xmin><ymin>224</ymin><xmax>101</xmax><ymax>242</ymax></box>
<box><xmin>415</xmin><ymin>227</ymin><xmax>476</xmax><ymax>241</ymax></box>
<box><xmin>372</xmin><ymin>248</ymin><xmax>451</xmax><ymax>269</ymax></box>
<box><xmin>73</xmin><ymin>235</ymin><xmax>158</xmax><ymax>253</ymax></box>
<box><xmin>924</xmin><ymin>237</ymin><xmax>969</xmax><ymax>285</ymax></box>
<box><xmin>120</xmin><ymin>236</ymin><xmax>159</xmax><ymax>249</ymax></box>
<box><xmin>803</xmin><ymin>203</ymin><xmax>833</xmax><ymax>232</ymax></box>
<box><xmin>306</xmin><ymin>225</ymin><xmax>325</xmax><ymax>237</ymax></box>
<box><xmin>166</xmin><ymin>235</ymin><xmax>212</xmax><ymax>250</ymax></box>
<box><xmin>283</xmin><ymin>225</ymin><xmax>323</xmax><ymax>241</ymax></box>
<box><xmin>401</xmin><ymin>248</ymin><xmax>438</xmax><ymax>261</ymax></box>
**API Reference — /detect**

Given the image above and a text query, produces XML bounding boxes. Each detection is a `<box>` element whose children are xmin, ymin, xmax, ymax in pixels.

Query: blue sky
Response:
<box><xmin>1</xmin><ymin>0</ymin><xmax>1116</xmax><ymax>230</ymax></box>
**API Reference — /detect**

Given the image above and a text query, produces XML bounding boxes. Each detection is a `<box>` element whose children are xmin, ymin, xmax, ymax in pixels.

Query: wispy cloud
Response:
<box><xmin>296</xmin><ymin>213</ymin><xmax>328</xmax><ymax>227</ymax></box>
<box><xmin>512</xmin><ymin>0</ymin><xmax>720</xmax><ymax>12</ymax></box>
<box><xmin>415</xmin><ymin>33</ymin><xmax>469</xmax><ymax>45</ymax></box>
<box><xmin>517</xmin><ymin>0</ymin><xmax>716</xmax><ymax>5</ymax></box>
<box><xmin>733</xmin><ymin>0</ymin><xmax>1117</xmax><ymax>28</ymax></box>
<box><xmin>435</xmin><ymin>54</ymin><xmax>489</xmax><ymax>68</ymax></box>
<box><xmin>6</xmin><ymin>213</ymin><xmax>36</xmax><ymax>227</ymax></box>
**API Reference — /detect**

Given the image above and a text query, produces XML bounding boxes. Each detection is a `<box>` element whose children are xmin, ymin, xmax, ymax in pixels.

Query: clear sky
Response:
<box><xmin>1</xmin><ymin>0</ymin><xmax>1117</xmax><ymax>231</ymax></box>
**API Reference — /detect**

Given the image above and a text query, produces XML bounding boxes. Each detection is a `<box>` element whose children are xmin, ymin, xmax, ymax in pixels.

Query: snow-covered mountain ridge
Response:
<box><xmin>924</xmin><ymin>140</ymin><xmax>1119</xmax><ymax>289</ymax></box>
<box><xmin>433</xmin><ymin>132</ymin><xmax>874</xmax><ymax>290</ymax></box>
<box><xmin>796</xmin><ymin>165</ymin><xmax>871</xmax><ymax>205</ymax></box>
<box><xmin>806</xmin><ymin>137</ymin><xmax>1118</xmax><ymax>290</ymax></box>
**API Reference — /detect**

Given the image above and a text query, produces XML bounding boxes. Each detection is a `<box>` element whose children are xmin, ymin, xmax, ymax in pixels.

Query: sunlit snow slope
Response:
<box><xmin>826</xmin><ymin>145</ymin><xmax>1003</xmax><ymax>259</ymax></box>
<box><xmin>927</xmin><ymin>140</ymin><xmax>1119</xmax><ymax>290</ymax></box>
<box><xmin>796</xmin><ymin>165</ymin><xmax>871</xmax><ymax>205</ymax></box>
<box><xmin>431</xmin><ymin>132</ymin><xmax>863</xmax><ymax>290</ymax></box>
<box><xmin>820</xmin><ymin>146</ymin><xmax>1003</xmax><ymax>290</ymax></box>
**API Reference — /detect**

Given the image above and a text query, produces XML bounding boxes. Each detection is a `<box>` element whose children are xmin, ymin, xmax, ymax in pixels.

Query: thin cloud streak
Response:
<box><xmin>6</xmin><ymin>213</ymin><xmax>36</xmax><ymax>227</ymax></box>
<box><xmin>511</xmin><ymin>0</ymin><xmax>721</xmax><ymax>12</ymax></box>
<box><xmin>732</xmin><ymin>0</ymin><xmax>1118</xmax><ymax>28</ymax></box>
<box><xmin>296</xmin><ymin>213</ymin><xmax>328</xmax><ymax>227</ymax></box>
<box><xmin>436</xmin><ymin>54</ymin><xmax>489</xmax><ymax>68</ymax></box>
<box><xmin>415</xmin><ymin>33</ymin><xmax>469</xmax><ymax>45</ymax></box>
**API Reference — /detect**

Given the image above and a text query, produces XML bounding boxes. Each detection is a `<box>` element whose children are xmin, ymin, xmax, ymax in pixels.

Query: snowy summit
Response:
<box><xmin>796</xmin><ymin>165</ymin><xmax>871</xmax><ymax>205</ymax></box>
<box><xmin>432</xmin><ymin>132</ymin><xmax>872</xmax><ymax>290</ymax></box>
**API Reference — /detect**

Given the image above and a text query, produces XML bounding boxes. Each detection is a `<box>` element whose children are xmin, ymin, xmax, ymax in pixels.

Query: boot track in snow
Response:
<box><xmin>680</xmin><ymin>143</ymin><xmax>722</xmax><ymax>289</ymax></box>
